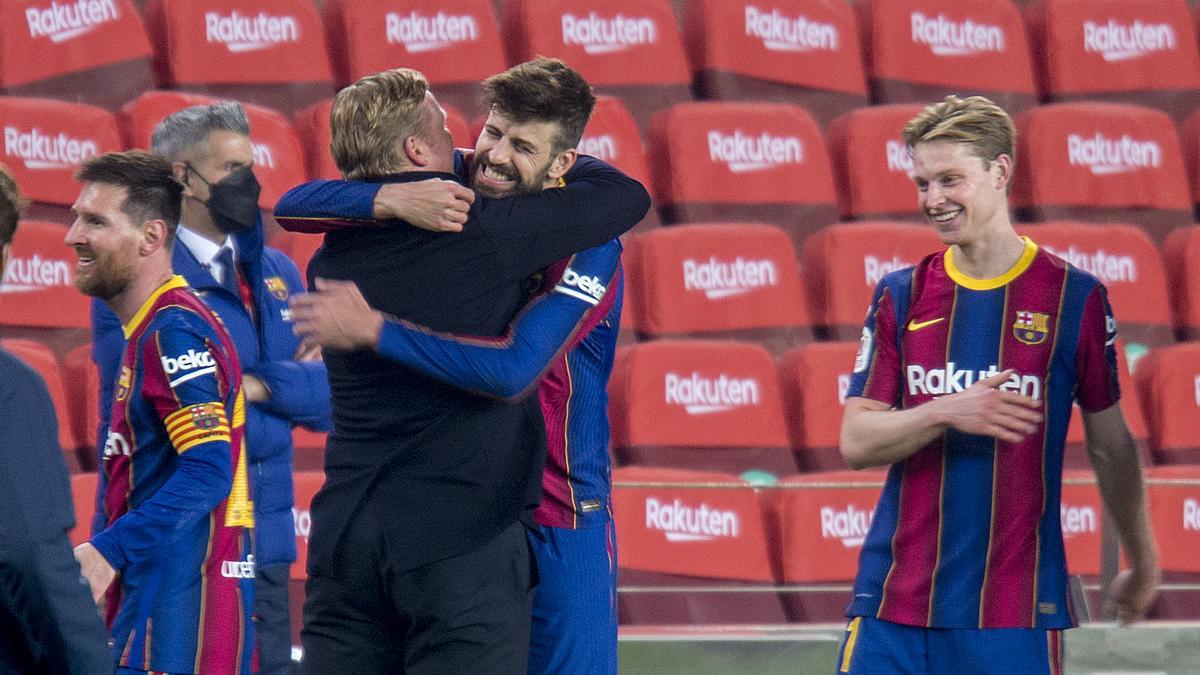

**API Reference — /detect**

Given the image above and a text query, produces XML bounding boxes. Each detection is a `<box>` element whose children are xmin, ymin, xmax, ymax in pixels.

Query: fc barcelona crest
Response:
<box><xmin>1013</xmin><ymin>310</ymin><xmax>1050</xmax><ymax>345</ymax></box>
<box><xmin>265</xmin><ymin>276</ymin><xmax>288</xmax><ymax>301</ymax></box>
<box><xmin>115</xmin><ymin>366</ymin><xmax>132</xmax><ymax>402</ymax></box>
<box><xmin>189</xmin><ymin>403</ymin><xmax>222</xmax><ymax>430</ymax></box>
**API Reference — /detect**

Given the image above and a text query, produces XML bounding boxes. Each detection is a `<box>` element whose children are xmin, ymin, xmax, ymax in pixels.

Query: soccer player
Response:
<box><xmin>272</xmin><ymin>66</ymin><xmax>648</xmax><ymax>673</ymax></box>
<box><xmin>90</xmin><ymin>101</ymin><xmax>332</xmax><ymax>675</ymax></box>
<box><xmin>67</xmin><ymin>151</ymin><xmax>255</xmax><ymax>674</ymax></box>
<box><xmin>837</xmin><ymin>96</ymin><xmax>1160</xmax><ymax>674</ymax></box>
<box><xmin>0</xmin><ymin>164</ymin><xmax>111</xmax><ymax>673</ymax></box>
<box><xmin>278</xmin><ymin>59</ymin><xmax>624</xmax><ymax>674</ymax></box>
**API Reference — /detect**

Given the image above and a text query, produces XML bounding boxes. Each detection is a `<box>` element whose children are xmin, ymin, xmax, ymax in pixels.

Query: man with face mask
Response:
<box><xmin>90</xmin><ymin>102</ymin><xmax>333</xmax><ymax>675</ymax></box>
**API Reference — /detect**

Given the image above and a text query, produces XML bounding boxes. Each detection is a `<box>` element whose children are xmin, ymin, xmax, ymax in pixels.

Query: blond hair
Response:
<box><xmin>903</xmin><ymin>95</ymin><xmax>1016</xmax><ymax>170</ymax></box>
<box><xmin>329</xmin><ymin>69</ymin><xmax>431</xmax><ymax>181</ymax></box>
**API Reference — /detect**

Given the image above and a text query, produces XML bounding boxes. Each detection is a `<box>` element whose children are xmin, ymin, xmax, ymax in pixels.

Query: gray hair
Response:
<box><xmin>150</xmin><ymin>101</ymin><xmax>250</xmax><ymax>162</ymax></box>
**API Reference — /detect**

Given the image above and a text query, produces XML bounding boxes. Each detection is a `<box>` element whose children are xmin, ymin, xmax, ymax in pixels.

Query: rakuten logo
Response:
<box><xmin>556</xmin><ymin>267</ymin><xmax>607</xmax><ymax>304</ymax></box>
<box><xmin>820</xmin><ymin>504</ymin><xmax>873</xmax><ymax>547</ymax></box>
<box><xmin>906</xmin><ymin>362</ymin><xmax>1042</xmax><ymax>400</ymax></box>
<box><xmin>26</xmin><ymin>0</ymin><xmax>118</xmax><ymax>43</ymax></box>
<box><xmin>708</xmin><ymin>130</ymin><xmax>803</xmax><ymax>173</ymax></box>
<box><xmin>645</xmin><ymin>497</ymin><xmax>740</xmax><ymax>542</ymax></box>
<box><xmin>103</xmin><ymin>430</ymin><xmax>130</xmax><ymax>458</ymax></box>
<box><xmin>161</xmin><ymin>348</ymin><xmax>215</xmax><ymax>375</ymax></box>
<box><xmin>911</xmin><ymin>12</ymin><xmax>1005</xmax><ymax>56</ymax></box>
<box><xmin>1083</xmin><ymin>20</ymin><xmax>1176</xmax><ymax>63</ymax></box>
<box><xmin>577</xmin><ymin>134</ymin><xmax>618</xmax><ymax>162</ymax></box>
<box><xmin>1040</xmin><ymin>244</ymin><xmax>1137</xmax><ymax>284</ymax></box>
<box><xmin>1067</xmin><ymin>133</ymin><xmax>1162</xmax><ymax>176</ymax></box>
<box><xmin>1185</xmin><ymin>498</ymin><xmax>1200</xmax><ymax>531</ymax></box>
<box><xmin>562</xmin><ymin>13</ymin><xmax>656</xmax><ymax>55</ymax></box>
<box><xmin>864</xmin><ymin>255</ymin><xmax>914</xmax><ymax>287</ymax></box>
<box><xmin>886</xmin><ymin>140</ymin><xmax>913</xmax><ymax>174</ymax></box>
<box><xmin>665</xmin><ymin>372</ymin><xmax>760</xmax><ymax>414</ymax></box>
<box><xmin>292</xmin><ymin>508</ymin><xmax>311</xmax><ymax>541</ymax></box>
<box><xmin>205</xmin><ymin>11</ymin><xmax>299</xmax><ymax>53</ymax></box>
<box><xmin>1061</xmin><ymin>504</ymin><xmax>1097</xmax><ymax>539</ymax></box>
<box><xmin>744</xmin><ymin>6</ymin><xmax>837</xmax><ymax>52</ymax></box>
<box><xmin>386</xmin><ymin>11</ymin><xmax>477</xmax><ymax>53</ymax></box>
<box><xmin>4</xmin><ymin>126</ymin><xmax>98</xmax><ymax>170</ymax></box>
<box><xmin>0</xmin><ymin>254</ymin><xmax>72</xmax><ymax>293</ymax></box>
<box><xmin>682</xmin><ymin>256</ymin><xmax>778</xmax><ymax>299</ymax></box>
<box><xmin>251</xmin><ymin>143</ymin><xmax>275</xmax><ymax>170</ymax></box>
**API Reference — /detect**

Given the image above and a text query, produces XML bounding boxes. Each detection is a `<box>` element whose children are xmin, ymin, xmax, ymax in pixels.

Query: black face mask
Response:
<box><xmin>188</xmin><ymin>164</ymin><xmax>261</xmax><ymax>234</ymax></box>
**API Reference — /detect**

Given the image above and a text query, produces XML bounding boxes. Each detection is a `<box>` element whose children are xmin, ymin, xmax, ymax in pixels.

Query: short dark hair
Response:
<box><xmin>76</xmin><ymin>150</ymin><xmax>183</xmax><ymax>239</ymax></box>
<box><xmin>482</xmin><ymin>58</ymin><xmax>596</xmax><ymax>154</ymax></box>
<box><xmin>0</xmin><ymin>163</ymin><xmax>24</xmax><ymax>248</ymax></box>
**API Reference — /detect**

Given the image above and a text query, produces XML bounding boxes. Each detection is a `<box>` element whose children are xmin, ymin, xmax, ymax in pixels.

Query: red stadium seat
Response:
<box><xmin>682</xmin><ymin>0</ymin><xmax>868</xmax><ymax>127</ymax></box>
<box><xmin>1144</xmin><ymin>465</ymin><xmax>1200</xmax><ymax>619</ymax></box>
<box><xmin>579</xmin><ymin>96</ymin><xmax>659</xmax><ymax>232</ymax></box>
<box><xmin>855</xmin><ymin>0</ymin><xmax>1037</xmax><ymax>114</ymax></box>
<box><xmin>1178</xmin><ymin>108</ymin><xmax>1200</xmax><ymax>219</ymax></box>
<box><xmin>1017</xmin><ymin>222</ymin><xmax>1174</xmax><ymax>362</ymax></box>
<box><xmin>777</xmin><ymin>342</ymin><xmax>859</xmax><ymax>472</ymax></box>
<box><xmin>1060</xmin><ymin>340</ymin><xmax>1148</xmax><ymax>470</ymax></box>
<box><xmin>765</xmin><ymin>469</ymin><xmax>885</xmax><ymax>621</ymax></box>
<box><xmin>0</xmin><ymin>97</ymin><xmax>122</xmax><ymax>223</ymax></box>
<box><xmin>63</xmin><ymin>343</ymin><xmax>101</xmax><ymax>466</ymax></box>
<box><xmin>1134</xmin><ymin>343</ymin><xmax>1200</xmax><ymax>465</ymax></box>
<box><xmin>69</xmin><ymin>472</ymin><xmax>98</xmax><ymax>546</ymax></box>
<box><xmin>1058</xmin><ymin>471</ymin><xmax>1104</xmax><ymax>577</ymax></box>
<box><xmin>321</xmin><ymin>0</ymin><xmax>505</xmax><ymax>119</ymax></box>
<box><xmin>0</xmin><ymin>220</ymin><xmax>90</xmax><ymax>330</ymax></box>
<box><xmin>622</xmin><ymin>224</ymin><xmax>813</xmax><ymax>355</ymax></box>
<box><xmin>2</xmin><ymin>338</ymin><xmax>78</xmax><ymax>470</ymax></box>
<box><xmin>1011</xmin><ymin>103</ymin><xmax>1192</xmax><ymax>243</ymax></box>
<box><xmin>647</xmin><ymin>102</ymin><xmax>837</xmax><ymax>253</ymax></box>
<box><xmin>613</xmin><ymin>465</ymin><xmax>788</xmax><ymax>625</ymax></box>
<box><xmin>290</xmin><ymin>427</ymin><xmax>326</xmax><ymax>472</ymax></box>
<box><xmin>290</xmin><ymin>470</ymin><xmax>323</xmax><ymax>645</ymax></box>
<box><xmin>825</xmin><ymin>104</ymin><xmax>925</xmax><ymax>221</ymax></box>
<box><xmin>800</xmin><ymin>222</ymin><xmax>942</xmax><ymax>340</ymax></box>
<box><xmin>1162</xmin><ymin>226</ymin><xmax>1200</xmax><ymax>340</ymax></box>
<box><xmin>501</xmin><ymin>0</ymin><xmax>693</xmax><ymax>134</ymax></box>
<box><xmin>0</xmin><ymin>0</ymin><xmax>153</xmax><ymax>110</ymax></box>
<box><xmin>1024</xmin><ymin>0</ymin><xmax>1200</xmax><ymax>120</ymax></box>
<box><xmin>143</xmin><ymin>0</ymin><xmax>334</xmax><ymax>115</ymax></box>
<box><xmin>608</xmin><ymin>340</ymin><xmax>796</xmax><ymax>478</ymax></box>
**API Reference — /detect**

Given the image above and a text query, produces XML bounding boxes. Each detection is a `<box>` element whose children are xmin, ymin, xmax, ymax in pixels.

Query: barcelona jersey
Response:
<box><xmin>846</xmin><ymin>238</ymin><xmax>1120</xmax><ymax>629</ymax></box>
<box><xmin>91</xmin><ymin>275</ymin><xmax>255</xmax><ymax>673</ymax></box>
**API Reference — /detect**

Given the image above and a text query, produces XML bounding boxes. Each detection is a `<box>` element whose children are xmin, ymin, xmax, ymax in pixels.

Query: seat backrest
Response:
<box><xmin>622</xmin><ymin>223</ymin><xmax>812</xmax><ymax>354</ymax></box>
<box><xmin>2</xmin><ymin>338</ymin><xmax>75</xmax><ymax>455</ymax></box>
<box><xmin>1011</xmin><ymin>102</ymin><xmax>1192</xmax><ymax>242</ymax></box>
<box><xmin>0</xmin><ymin>220</ymin><xmax>90</xmax><ymax>329</ymax></box>
<box><xmin>1161</xmin><ymin>225</ymin><xmax>1200</xmax><ymax>340</ymax></box>
<box><xmin>579</xmin><ymin>96</ymin><xmax>655</xmax><ymax>203</ymax></box>
<box><xmin>1134</xmin><ymin>342</ymin><xmax>1200</xmax><ymax>464</ymax></box>
<box><xmin>63</xmin><ymin>343</ymin><xmax>100</xmax><ymax>457</ymax></box>
<box><xmin>0</xmin><ymin>0</ymin><xmax>153</xmax><ymax>109</ymax></box>
<box><xmin>800</xmin><ymin>221</ymin><xmax>943</xmax><ymax>340</ymax></box>
<box><xmin>69</xmin><ymin>472</ymin><xmax>98</xmax><ymax>546</ymax></box>
<box><xmin>682</xmin><ymin>0</ymin><xmax>867</xmax><ymax>126</ymax></box>
<box><xmin>1145</xmin><ymin>465</ymin><xmax>1200</xmax><ymax>574</ymax></box>
<box><xmin>1024</xmin><ymin>0</ymin><xmax>1200</xmax><ymax>118</ymax></box>
<box><xmin>1060</xmin><ymin>339</ymin><xmax>1148</xmax><ymax>469</ymax></box>
<box><xmin>777</xmin><ymin>342</ymin><xmax>859</xmax><ymax>471</ymax></box>
<box><xmin>825</xmin><ymin>104</ymin><xmax>925</xmax><ymax>220</ymax></box>
<box><xmin>856</xmin><ymin>0</ymin><xmax>1037</xmax><ymax>113</ymax></box>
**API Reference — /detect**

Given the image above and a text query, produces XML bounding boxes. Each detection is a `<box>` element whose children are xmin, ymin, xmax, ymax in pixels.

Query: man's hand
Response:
<box><xmin>934</xmin><ymin>369</ymin><xmax>1043</xmax><ymax>442</ymax></box>
<box><xmin>242</xmin><ymin>374</ymin><xmax>270</xmax><ymax>403</ymax></box>
<box><xmin>290</xmin><ymin>278</ymin><xmax>384</xmax><ymax>352</ymax></box>
<box><xmin>372</xmin><ymin>179</ymin><xmax>474</xmax><ymax>232</ymax></box>
<box><xmin>1105</xmin><ymin>562</ymin><xmax>1161</xmax><ymax>625</ymax></box>
<box><xmin>73</xmin><ymin>542</ymin><xmax>115</xmax><ymax>605</ymax></box>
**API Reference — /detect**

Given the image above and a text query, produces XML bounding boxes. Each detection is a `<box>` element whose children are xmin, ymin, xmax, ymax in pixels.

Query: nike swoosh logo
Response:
<box><xmin>907</xmin><ymin>317</ymin><xmax>945</xmax><ymax>331</ymax></box>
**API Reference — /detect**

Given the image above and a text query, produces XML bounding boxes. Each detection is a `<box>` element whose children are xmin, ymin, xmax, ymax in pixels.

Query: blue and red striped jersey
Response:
<box><xmin>846</xmin><ymin>238</ymin><xmax>1120</xmax><ymax>629</ymax></box>
<box><xmin>92</xmin><ymin>275</ymin><xmax>255</xmax><ymax>673</ymax></box>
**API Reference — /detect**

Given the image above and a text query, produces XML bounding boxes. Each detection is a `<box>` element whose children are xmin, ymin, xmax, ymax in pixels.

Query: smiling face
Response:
<box><xmin>65</xmin><ymin>181</ymin><xmax>142</xmax><ymax>301</ymax></box>
<box><xmin>910</xmin><ymin>140</ymin><xmax>1011</xmax><ymax>247</ymax></box>
<box><xmin>471</xmin><ymin>109</ymin><xmax>573</xmax><ymax>198</ymax></box>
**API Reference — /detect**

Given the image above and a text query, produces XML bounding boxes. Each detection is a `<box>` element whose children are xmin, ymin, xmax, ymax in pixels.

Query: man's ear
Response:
<box><xmin>992</xmin><ymin>153</ymin><xmax>1013</xmax><ymax>191</ymax></box>
<box><xmin>139</xmin><ymin>219</ymin><xmax>170</xmax><ymax>256</ymax></box>
<box><xmin>403</xmin><ymin>135</ymin><xmax>429</xmax><ymax>168</ymax></box>
<box><xmin>173</xmin><ymin>162</ymin><xmax>193</xmax><ymax>196</ymax></box>
<box><xmin>546</xmin><ymin>148</ymin><xmax>578</xmax><ymax>182</ymax></box>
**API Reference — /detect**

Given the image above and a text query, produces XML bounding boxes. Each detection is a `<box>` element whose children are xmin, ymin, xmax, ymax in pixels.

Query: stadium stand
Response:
<box><xmin>2</xmin><ymin>338</ymin><xmax>79</xmax><ymax>471</ymax></box>
<box><xmin>681</xmin><ymin>0</ymin><xmax>868</xmax><ymax>127</ymax></box>
<box><xmin>1059</xmin><ymin>340</ymin><xmax>1148</xmax><ymax>470</ymax></box>
<box><xmin>0</xmin><ymin>220</ymin><xmax>91</xmax><ymax>332</ymax></box>
<box><xmin>0</xmin><ymin>97</ymin><xmax>122</xmax><ymax>223</ymax></box>
<box><xmin>290</xmin><ymin>426</ymin><xmax>327</xmax><ymax>473</ymax></box>
<box><xmin>499</xmin><ymin>0</ymin><xmax>693</xmax><ymax>133</ymax></box>
<box><xmin>766</xmin><ymin>469</ymin><xmax>886</xmax><ymax>621</ymax></box>
<box><xmin>1011</xmin><ymin>102</ymin><xmax>1193</xmax><ymax>244</ymax></box>
<box><xmin>320</xmin><ymin>0</ymin><xmax>505</xmax><ymax>120</ymax></box>
<box><xmin>63</xmin><ymin>343</ymin><xmax>100</xmax><ymax>469</ymax></box>
<box><xmin>608</xmin><ymin>340</ymin><xmax>795</xmax><ymax>479</ymax></box>
<box><xmin>854</xmin><ymin>0</ymin><xmax>1038</xmax><ymax>114</ymax></box>
<box><xmin>777</xmin><ymin>342</ymin><xmax>858</xmax><ymax>472</ymax></box>
<box><xmin>0</xmin><ymin>0</ymin><xmax>154</xmax><ymax>110</ymax></box>
<box><xmin>646</xmin><ymin>101</ymin><xmax>837</xmax><ymax>253</ymax></box>
<box><xmin>613</xmin><ymin>465</ymin><xmax>788</xmax><ymax>625</ymax></box>
<box><xmin>799</xmin><ymin>221</ymin><xmax>942</xmax><ymax>341</ymax></box>
<box><xmin>825</xmin><ymin>103</ymin><xmax>925</xmax><ymax>221</ymax></box>
<box><xmin>1144</xmin><ymin>465</ymin><xmax>1200</xmax><ymax>619</ymax></box>
<box><xmin>1179</xmin><ymin>108</ymin><xmax>1200</xmax><ymax>218</ymax></box>
<box><xmin>1023</xmin><ymin>0</ymin><xmax>1200</xmax><ymax>121</ymax></box>
<box><xmin>142</xmin><ymin>0</ymin><xmax>334</xmax><ymax>115</ymax></box>
<box><xmin>69</xmin><ymin>472</ymin><xmax>97</xmax><ymax>546</ymax></box>
<box><xmin>621</xmin><ymin>223</ymin><xmax>812</xmax><ymax>355</ymax></box>
<box><xmin>579</xmin><ymin>95</ymin><xmax>659</xmax><ymax>232</ymax></box>
<box><xmin>1162</xmin><ymin>225</ymin><xmax>1200</xmax><ymax>341</ymax></box>
<box><xmin>1134</xmin><ymin>342</ymin><xmax>1200</xmax><ymax>465</ymax></box>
